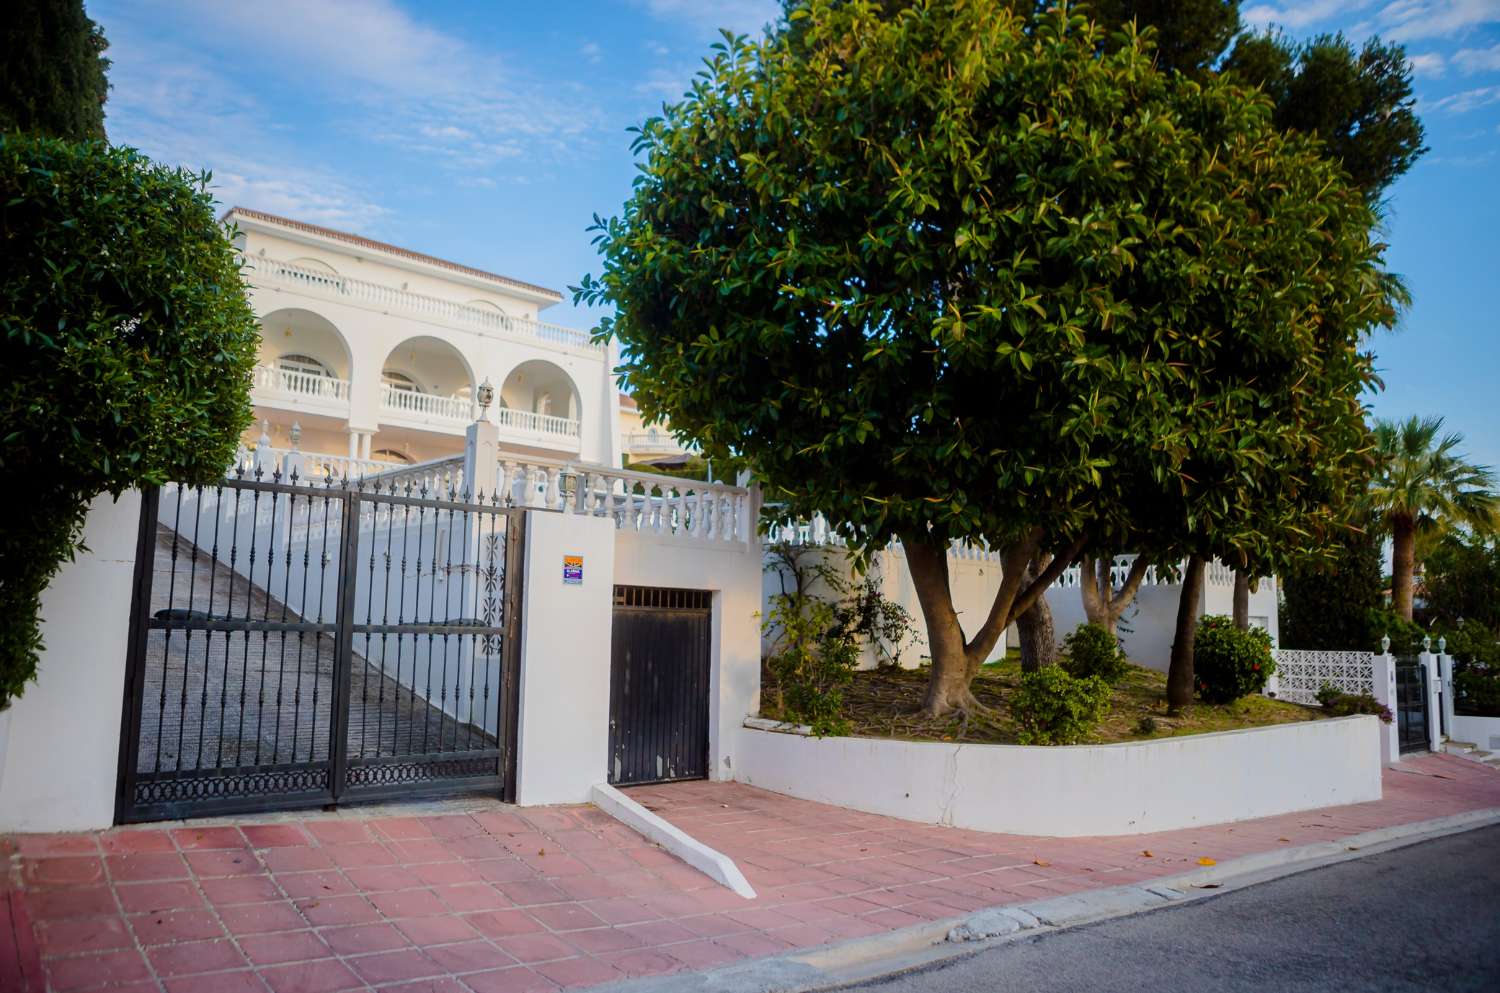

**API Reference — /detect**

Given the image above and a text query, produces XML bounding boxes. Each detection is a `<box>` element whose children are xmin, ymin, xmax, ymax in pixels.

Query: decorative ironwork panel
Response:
<box><xmin>1271</xmin><ymin>649</ymin><xmax>1376</xmax><ymax>706</ymax></box>
<box><xmin>117</xmin><ymin>470</ymin><xmax>524</xmax><ymax>823</ymax></box>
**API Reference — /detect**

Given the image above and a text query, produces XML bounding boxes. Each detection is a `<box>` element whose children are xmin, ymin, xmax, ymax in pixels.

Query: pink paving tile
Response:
<box><xmin>393</xmin><ymin>913</ymin><xmax>482</xmax><ymax>946</ymax></box>
<box><xmin>303</xmin><ymin>820</ymin><xmax>374</xmax><ymax>845</ymax></box>
<box><xmin>200</xmin><ymin>873</ymin><xmax>283</xmax><ymax>905</ymax></box>
<box><xmin>473</xmin><ymin>859</ymin><xmax>540</xmax><ymax>884</ymax></box>
<box><xmin>24</xmin><ymin>886</ymin><xmax>119</xmax><ymax>921</ymax></box>
<box><xmin>526</xmin><ymin>903</ymin><xmax>604</xmax><ymax>932</ymax></box>
<box><xmin>769</xmin><ymin>922</ymin><xmax>838</xmax><ymax>949</ymax></box>
<box><xmin>381</xmin><ymin>978</ymin><xmax>470</xmax><ymax>993</ymax></box>
<box><xmin>129</xmin><ymin>907</ymin><xmax>227</xmax><ymax>944</ymax></box>
<box><xmin>294</xmin><ymin>895</ymin><xmax>381</xmax><ymax>927</ymax></box>
<box><xmin>259</xmin><ymin>957</ymin><xmax>366</xmax><ymax>993</ymax></box>
<box><xmin>171</xmin><ymin>826</ymin><xmax>249</xmax><ymax>850</ymax></box>
<box><xmin>580</xmin><ymin>897</ymin><xmax>659</xmax><ymax>926</ymax></box>
<box><xmin>569</xmin><ymin>851</ymin><xmax>636</xmax><ymax>876</ymax></box>
<box><xmin>275</xmin><ymin>871</ymin><xmax>355</xmax><ymax>900</ymax></box>
<box><xmin>494</xmin><ymin>879</ymin><xmax>567</xmax><ymax>907</ymax></box>
<box><xmin>662</xmin><ymin>938</ymin><xmax>744</xmax><ymax>970</ymax></box>
<box><xmin>98</xmin><ymin>830</ymin><xmax>175</xmax><ymax>855</ymax></box>
<box><xmin>412</xmin><ymin>861</ymin><xmax>482</xmax><ymax>887</ymax></box>
<box><xmin>420</xmin><ymin>815</ymin><xmax>484</xmax><ymax>840</ymax></box>
<box><xmin>563</xmin><ymin>927</ymin><xmax>643</xmax><ymax>955</ymax></box>
<box><xmin>423</xmin><ymin>938</ymin><xmax>516</xmax><ymax>974</ymax></box>
<box><xmin>35</xmin><ymin>914</ymin><xmax>134</xmax><ymax>956</ymax></box>
<box><xmin>618</xmin><ymin>918</ymin><xmax>699</xmax><ymax>946</ymax></box>
<box><xmin>716</xmin><ymin>930</ymin><xmax>794</xmax><ymax>957</ymax></box>
<box><xmin>673</xmin><ymin>913</ymin><xmax>754</xmax><ymax>938</ymax></box>
<box><xmin>243</xmin><ymin>824</ymin><xmax>313</xmax><ymax>849</ymax></box>
<box><xmin>45</xmin><ymin>947</ymin><xmax>152</xmax><ymax>992</ymax></box>
<box><xmin>184</xmin><ymin>849</ymin><xmax>262</xmax><ymax>878</ymax></box>
<box><xmin>12</xmin><ymin>834</ymin><xmax>100</xmax><ymax>857</ymax></box>
<box><xmin>602</xmin><ymin>947</ymin><xmax>682</xmax><ymax>978</ymax></box>
<box><xmin>26</xmin><ymin>856</ymin><xmax>106</xmax><ymax>888</ymax></box>
<box><xmin>239</xmin><ymin>928</ymin><xmax>335</xmax><ymax>965</ymax></box>
<box><xmin>370</xmin><ymin>817</ymin><xmax>436</xmax><ymax>841</ymax></box>
<box><xmin>319</xmin><ymin>921</ymin><xmax>412</xmax><ymax>955</ymax></box>
<box><xmin>324</xmin><ymin>841</ymin><xmax>398</xmax><ymax>869</ymax></box>
<box><xmin>114</xmin><ymin>879</ymin><xmax>204</xmax><ymax>913</ymax></box>
<box><xmin>472</xmin><ymin>811</ymin><xmax>530</xmax><ymax>835</ymax></box>
<box><xmin>146</xmin><ymin>937</ymin><xmax>249</xmax><ymax>976</ymax></box>
<box><xmin>388</xmin><ymin>840</ymin><xmax>457</xmax><ymax>865</ymax></box>
<box><xmin>343</xmin><ymin>865</ymin><xmax>425</xmax><ymax>892</ymax></box>
<box><xmin>532</xmin><ymin>954</ymin><xmax>623</xmax><ymax>989</ymax></box>
<box><xmin>492</xmin><ymin>931</ymin><xmax>581</xmax><ymax>964</ymax></box>
<box><xmin>434</xmin><ymin>884</ymin><xmax>512</xmax><ymax>913</ymax></box>
<box><xmin>446</xmin><ymin>836</ymin><xmax>509</xmax><ymax>860</ymax></box>
<box><xmin>346</xmin><ymin>947</ymin><xmax>444</xmax><ymax>984</ymax></box>
<box><xmin>262</xmin><ymin>847</ymin><xmax>336</xmax><ymax>873</ymax></box>
<box><xmin>370</xmin><ymin>887</ymin><xmax>450</xmax><ymax>919</ymax></box>
<box><xmin>219</xmin><ymin>900</ymin><xmax>312</xmax><ymax>935</ymax></box>
<box><xmin>466</xmin><ymin>909</ymin><xmax>547</xmax><ymax>939</ymax></box>
<box><xmin>104</xmin><ymin>852</ymin><xmax>191</xmax><ymax>882</ymax></box>
<box><xmin>162</xmin><ymin>969</ymin><xmax>270</xmax><ymax>993</ymax></box>
<box><xmin>461</xmin><ymin>966</ymin><xmax>562</xmax><ymax>993</ymax></box>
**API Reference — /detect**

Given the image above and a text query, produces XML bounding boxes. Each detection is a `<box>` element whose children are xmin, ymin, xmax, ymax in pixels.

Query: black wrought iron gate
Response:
<box><xmin>116</xmin><ymin>471</ymin><xmax>525</xmax><ymax>823</ymax></box>
<box><xmin>607</xmin><ymin>586</ymin><xmax>711</xmax><ymax>786</ymax></box>
<box><xmin>1395</xmin><ymin>655</ymin><xmax>1430</xmax><ymax>755</ymax></box>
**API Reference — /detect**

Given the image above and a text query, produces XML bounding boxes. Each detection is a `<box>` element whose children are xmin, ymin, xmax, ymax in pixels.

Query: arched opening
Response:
<box><xmin>371</xmin><ymin>448</ymin><xmax>413</xmax><ymax>464</ymax></box>
<box><xmin>497</xmin><ymin>360</ymin><xmax>582</xmax><ymax>443</ymax></box>
<box><xmin>379</xmin><ymin>336</ymin><xmax>476</xmax><ymax>423</ymax></box>
<box><xmin>255</xmin><ymin>308</ymin><xmax>353</xmax><ymax>401</ymax></box>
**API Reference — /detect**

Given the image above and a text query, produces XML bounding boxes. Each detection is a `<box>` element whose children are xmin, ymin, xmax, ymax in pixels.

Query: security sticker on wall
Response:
<box><xmin>562</xmin><ymin>555</ymin><xmax>584</xmax><ymax>585</ymax></box>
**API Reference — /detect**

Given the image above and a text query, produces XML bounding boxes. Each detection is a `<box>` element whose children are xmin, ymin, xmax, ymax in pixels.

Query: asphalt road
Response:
<box><xmin>842</xmin><ymin>825</ymin><xmax>1500</xmax><ymax>993</ymax></box>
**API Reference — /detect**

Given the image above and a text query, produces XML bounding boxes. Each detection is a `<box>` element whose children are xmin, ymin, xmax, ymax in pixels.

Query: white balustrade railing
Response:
<box><xmin>766</xmin><ymin>512</ymin><xmax>1001</xmax><ymax>562</ymax></box>
<box><xmin>1057</xmin><ymin>554</ymin><xmax>1172</xmax><ymax>590</ymax></box>
<box><xmin>497</xmin><ymin>407</ymin><xmax>581</xmax><ymax>439</ymax></box>
<box><xmin>243</xmin><ymin>255</ymin><xmax>600</xmax><ymax>353</ymax></box>
<box><xmin>364</xmin><ymin>456</ymin><xmax>467</xmax><ymax>498</ymax></box>
<box><xmin>227</xmin><ymin>444</ymin><xmax>400</xmax><ymax>482</ymax></box>
<box><xmin>252</xmin><ymin>364</ymin><xmax>351</xmax><ymax>403</ymax></box>
<box><xmin>380</xmin><ymin>385</ymin><xmax>473</xmax><ymax>423</ymax></box>
<box><xmin>624</xmin><ymin>429</ymin><xmax>694</xmax><ymax>454</ymax></box>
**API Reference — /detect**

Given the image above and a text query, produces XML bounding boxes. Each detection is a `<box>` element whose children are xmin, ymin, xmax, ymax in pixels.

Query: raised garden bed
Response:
<box><xmin>761</xmin><ymin>658</ymin><xmax>1318</xmax><ymax>746</ymax></box>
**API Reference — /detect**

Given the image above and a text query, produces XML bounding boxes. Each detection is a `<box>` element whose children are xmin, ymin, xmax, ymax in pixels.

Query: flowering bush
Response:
<box><xmin>1315</xmin><ymin>683</ymin><xmax>1394</xmax><ymax>723</ymax></box>
<box><xmin>1193</xmin><ymin>615</ymin><xmax>1275</xmax><ymax>704</ymax></box>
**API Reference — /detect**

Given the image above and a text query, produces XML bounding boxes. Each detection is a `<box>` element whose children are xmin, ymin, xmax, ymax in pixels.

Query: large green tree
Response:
<box><xmin>1</xmin><ymin>0</ymin><xmax>109</xmax><ymax>141</ymax></box>
<box><xmin>580</xmin><ymin>0</ymin><xmax>1394</xmax><ymax>715</ymax></box>
<box><xmin>1370</xmin><ymin>416</ymin><xmax>1497</xmax><ymax>622</ymax></box>
<box><xmin>1279</xmin><ymin>524</ymin><xmax>1386</xmax><ymax>651</ymax></box>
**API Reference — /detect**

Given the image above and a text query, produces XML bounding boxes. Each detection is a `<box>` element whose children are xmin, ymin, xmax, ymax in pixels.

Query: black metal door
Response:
<box><xmin>116</xmin><ymin>471</ymin><xmax>524</xmax><ymax>823</ymax></box>
<box><xmin>1395</xmin><ymin>656</ymin><xmax>1429</xmax><ymax>755</ymax></box>
<box><xmin>608</xmin><ymin>586</ymin><xmax>711</xmax><ymax>786</ymax></box>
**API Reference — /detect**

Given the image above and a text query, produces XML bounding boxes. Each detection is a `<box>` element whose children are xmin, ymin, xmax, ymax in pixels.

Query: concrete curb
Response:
<box><xmin>592</xmin><ymin>806</ymin><xmax>1500</xmax><ymax>993</ymax></box>
<box><xmin>590</xmin><ymin>783</ymin><xmax>756</xmax><ymax>899</ymax></box>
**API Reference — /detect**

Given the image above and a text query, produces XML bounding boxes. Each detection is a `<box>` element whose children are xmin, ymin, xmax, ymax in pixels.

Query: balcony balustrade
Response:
<box><xmin>497</xmin><ymin>406</ymin><xmax>580</xmax><ymax>440</ymax></box>
<box><xmin>252</xmin><ymin>364</ymin><xmax>351</xmax><ymax>405</ymax></box>
<box><xmin>379</xmin><ymin>384</ymin><xmax>473</xmax><ymax>423</ymax></box>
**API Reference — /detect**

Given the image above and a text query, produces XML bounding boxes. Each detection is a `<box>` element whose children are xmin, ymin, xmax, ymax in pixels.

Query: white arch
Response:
<box><xmin>496</xmin><ymin>358</ymin><xmax>583</xmax><ymax>423</ymax></box>
<box><xmin>258</xmin><ymin>307</ymin><xmax>353</xmax><ymax>379</ymax></box>
<box><xmin>380</xmin><ymin>335</ymin><xmax>477</xmax><ymax>399</ymax></box>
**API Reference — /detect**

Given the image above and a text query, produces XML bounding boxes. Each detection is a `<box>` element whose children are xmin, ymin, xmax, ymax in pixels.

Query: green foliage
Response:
<box><xmin>1315</xmin><ymin>684</ymin><xmax>1393</xmax><ymax>723</ymax></box>
<box><xmin>1193</xmin><ymin>615</ymin><xmax>1275</xmax><ymax>703</ymax></box>
<box><xmin>1088</xmin><ymin>0</ymin><xmax>1241</xmax><ymax>76</ymax></box>
<box><xmin>1061</xmin><ymin>623</ymin><xmax>1130</xmax><ymax>685</ymax></box>
<box><xmin>1367</xmin><ymin>609</ymin><xmax>1426</xmax><ymax>654</ymax></box>
<box><xmin>833</xmin><ymin>573</ymin><xmax>918</xmax><ymax>669</ymax></box>
<box><xmin>1440</xmin><ymin>623</ymin><xmax>1500</xmax><ymax>668</ymax></box>
<box><xmin>1</xmin><ymin>0</ymin><xmax>110</xmax><ymax>141</ymax></box>
<box><xmin>1010</xmin><ymin>667</ymin><xmax>1112</xmax><ymax>745</ymax></box>
<box><xmin>762</xmin><ymin>590</ymin><xmax>859</xmax><ymax>737</ymax></box>
<box><xmin>1224</xmin><ymin>30</ymin><xmax>1426</xmax><ymax>198</ymax></box>
<box><xmin>1133</xmin><ymin>714</ymin><xmax>1158</xmax><ymax>736</ymax></box>
<box><xmin>0</xmin><ymin>135</ymin><xmax>260</xmax><ymax>709</ymax></box>
<box><xmin>1455</xmin><ymin>664</ymin><xmax>1500</xmax><ymax>718</ymax></box>
<box><xmin>1279</xmin><ymin>526</ymin><xmax>1384</xmax><ymax>650</ymax></box>
<box><xmin>1420</xmin><ymin>532</ymin><xmax>1500</xmax><ymax>634</ymax></box>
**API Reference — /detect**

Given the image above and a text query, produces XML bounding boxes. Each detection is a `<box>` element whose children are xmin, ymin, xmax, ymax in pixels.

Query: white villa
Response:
<box><xmin>230</xmin><ymin>207</ymin><xmax>623</xmax><ymax>480</ymax></box>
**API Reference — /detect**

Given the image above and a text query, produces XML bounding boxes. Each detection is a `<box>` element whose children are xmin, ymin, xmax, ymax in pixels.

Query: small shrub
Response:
<box><xmin>1010</xmin><ymin>668</ymin><xmax>1111</xmax><ymax>745</ymax></box>
<box><xmin>1194</xmin><ymin>616</ymin><xmax>1275</xmax><ymax>704</ymax></box>
<box><xmin>1133</xmin><ymin>715</ymin><xmax>1157</xmax><ymax>736</ymax></box>
<box><xmin>1454</xmin><ymin>664</ymin><xmax>1500</xmax><ymax>717</ymax></box>
<box><xmin>762</xmin><ymin>588</ymin><xmax>858</xmax><ymax>737</ymax></box>
<box><xmin>1061</xmin><ymin>623</ymin><xmax>1130</xmax><ymax>684</ymax></box>
<box><xmin>1315</xmin><ymin>684</ymin><xmax>1394</xmax><ymax>723</ymax></box>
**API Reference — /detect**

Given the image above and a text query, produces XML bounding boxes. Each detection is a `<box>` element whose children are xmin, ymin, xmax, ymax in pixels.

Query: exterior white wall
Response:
<box><xmin>514</xmin><ymin>511</ymin><xmax>617</xmax><ymax>806</ymax></box>
<box><xmin>1450</xmin><ymin>715</ymin><xmax>1500</xmax><ymax>751</ymax></box>
<box><xmin>0</xmin><ymin>492</ymin><xmax>141</xmax><ymax>832</ymax></box>
<box><xmin>616</xmin><ymin>530</ymin><xmax>765</xmax><ymax>781</ymax></box>
<box><xmin>734</xmin><ymin>715</ymin><xmax>1382</xmax><ymax>836</ymax></box>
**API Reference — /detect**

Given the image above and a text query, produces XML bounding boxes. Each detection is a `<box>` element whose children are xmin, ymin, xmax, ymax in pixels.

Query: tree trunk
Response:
<box><xmin>1079</xmin><ymin>553</ymin><xmax>1108</xmax><ymax>631</ymax></box>
<box><xmin>1232</xmin><ymin>570</ymin><xmax>1251</xmax><ymax>630</ymax></box>
<box><xmin>903</xmin><ymin>537</ymin><xmax>981</xmax><ymax>716</ymax></box>
<box><xmin>1017</xmin><ymin>559</ymin><xmax>1058</xmax><ymax>673</ymax></box>
<box><xmin>1167</xmin><ymin>555</ymin><xmax>1207</xmax><ymax>713</ymax></box>
<box><xmin>1391</xmin><ymin>517</ymin><xmax>1416</xmax><ymax>622</ymax></box>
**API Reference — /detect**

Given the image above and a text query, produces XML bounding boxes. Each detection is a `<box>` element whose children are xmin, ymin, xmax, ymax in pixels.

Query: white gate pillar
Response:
<box><xmin>1372</xmin><ymin>647</ymin><xmax>1400</xmax><ymax>764</ymax></box>
<box><xmin>1420</xmin><ymin>642</ymin><xmax>1443</xmax><ymax>752</ymax></box>
<box><xmin>1437</xmin><ymin>641</ymin><xmax>1456</xmax><ymax>744</ymax></box>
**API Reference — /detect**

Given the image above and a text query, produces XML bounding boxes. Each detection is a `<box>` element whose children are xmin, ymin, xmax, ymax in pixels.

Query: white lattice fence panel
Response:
<box><xmin>1271</xmin><ymin>649</ymin><xmax>1376</xmax><ymax>706</ymax></box>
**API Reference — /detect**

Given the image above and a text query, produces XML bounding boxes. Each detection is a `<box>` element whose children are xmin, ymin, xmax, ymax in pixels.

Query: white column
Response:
<box><xmin>1372</xmin><ymin>652</ymin><xmax>1401</xmax><ymax>764</ymax></box>
<box><xmin>463</xmin><ymin>418</ymin><xmax>500</xmax><ymax>501</ymax></box>
<box><xmin>347</xmin><ymin>429</ymin><xmax>359</xmax><ymax>460</ymax></box>
<box><xmin>360</xmin><ymin>431</ymin><xmax>373</xmax><ymax>462</ymax></box>
<box><xmin>1421</xmin><ymin>648</ymin><xmax>1443</xmax><ymax>752</ymax></box>
<box><xmin>253</xmin><ymin>419</ymin><xmax>274</xmax><ymax>475</ymax></box>
<box><xmin>1438</xmin><ymin>648</ymin><xmax>1456</xmax><ymax>743</ymax></box>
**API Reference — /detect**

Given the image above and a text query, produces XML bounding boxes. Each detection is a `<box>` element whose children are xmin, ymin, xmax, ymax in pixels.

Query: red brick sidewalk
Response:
<box><xmin>4</xmin><ymin>754</ymin><xmax>1498</xmax><ymax>993</ymax></box>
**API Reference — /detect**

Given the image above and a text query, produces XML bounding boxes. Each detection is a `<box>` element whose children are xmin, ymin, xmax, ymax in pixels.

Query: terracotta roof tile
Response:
<box><xmin>224</xmin><ymin>206</ymin><xmax>562</xmax><ymax>300</ymax></box>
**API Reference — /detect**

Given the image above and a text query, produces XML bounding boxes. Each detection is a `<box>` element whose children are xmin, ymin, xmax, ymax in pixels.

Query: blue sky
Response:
<box><xmin>90</xmin><ymin>0</ymin><xmax>1500</xmax><ymax>469</ymax></box>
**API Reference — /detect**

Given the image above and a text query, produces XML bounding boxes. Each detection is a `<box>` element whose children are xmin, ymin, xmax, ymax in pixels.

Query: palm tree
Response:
<box><xmin>1370</xmin><ymin>416</ymin><xmax>1498</xmax><ymax>621</ymax></box>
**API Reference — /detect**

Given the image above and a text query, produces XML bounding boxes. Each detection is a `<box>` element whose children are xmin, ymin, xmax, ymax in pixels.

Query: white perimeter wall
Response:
<box><xmin>734</xmin><ymin>715</ymin><xmax>1381</xmax><ymax>836</ymax></box>
<box><xmin>1451</xmin><ymin>714</ymin><xmax>1500</xmax><ymax>751</ymax></box>
<box><xmin>0</xmin><ymin>492</ymin><xmax>141</xmax><ymax>832</ymax></box>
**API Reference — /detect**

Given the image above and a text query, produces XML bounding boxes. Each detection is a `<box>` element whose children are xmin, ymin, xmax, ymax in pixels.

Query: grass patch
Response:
<box><xmin>763</xmin><ymin>658</ymin><xmax>1319</xmax><ymax>745</ymax></box>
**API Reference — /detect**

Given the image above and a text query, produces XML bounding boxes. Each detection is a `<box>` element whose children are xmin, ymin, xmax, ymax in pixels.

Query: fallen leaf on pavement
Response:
<box><xmin>1032</xmin><ymin>859</ymin><xmax>1051</xmax><ymax>867</ymax></box>
<box><xmin>1141</xmin><ymin>850</ymin><xmax>1153</xmax><ymax>857</ymax></box>
<box><xmin>1197</xmin><ymin>857</ymin><xmax>1217</xmax><ymax>866</ymax></box>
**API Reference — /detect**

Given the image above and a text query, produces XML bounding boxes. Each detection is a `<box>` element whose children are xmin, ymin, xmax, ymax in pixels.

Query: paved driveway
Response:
<box><xmin>3</xmin><ymin>754</ymin><xmax>1498</xmax><ymax>992</ymax></box>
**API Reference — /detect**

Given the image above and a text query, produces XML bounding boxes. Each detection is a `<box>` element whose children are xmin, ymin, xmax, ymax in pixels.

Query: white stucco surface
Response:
<box><xmin>514</xmin><ymin>511</ymin><xmax>617</xmax><ymax>806</ymax></box>
<box><xmin>734</xmin><ymin>715</ymin><xmax>1382</xmax><ymax>837</ymax></box>
<box><xmin>0</xmin><ymin>491</ymin><xmax>142</xmax><ymax>832</ymax></box>
<box><xmin>1451</xmin><ymin>713</ymin><xmax>1500</xmax><ymax>751</ymax></box>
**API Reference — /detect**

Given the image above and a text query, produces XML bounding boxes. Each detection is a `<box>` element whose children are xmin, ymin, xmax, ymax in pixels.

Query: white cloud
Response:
<box><xmin>1453</xmin><ymin>41</ymin><xmax>1500</xmax><ymax>71</ymax></box>
<box><xmin>635</xmin><ymin>67</ymin><xmax>696</xmax><ymax>102</ymax></box>
<box><xmin>1242</xmin><ymin>1</ymin><xmax>1377</xmax><ymax>30</ymax></box>
<box><xmin>581</xmin><ymin>41</ymin><xmax>604</xmax><ymax>64</ymax></box>
<box><xmin>646</xmin><ymin>41</ymin><xmax>671</xmax><ymax>57</ymax></box>
<box><xmin>1410</xmin><ymin>51</ymin><xmax>1448</xmax><ymax>75</ymax></box>
<box><xmin>641</xmin><ymin>0</ymin><xmax>779</xmax><ymax>36</ymax></box>
<box><xmin>1426</xmin><ymin>84</ymin><xmax>1500</xmax><ymax>110</ymax></box>
<box><xmin>1243</xmin><ymin>0</ymin><xmax>1500</xmax><ymax>41</ymax></box>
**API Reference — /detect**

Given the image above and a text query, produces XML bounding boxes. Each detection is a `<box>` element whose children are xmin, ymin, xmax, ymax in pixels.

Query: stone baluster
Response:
<box><xmin>546</xmin><ymin>466</ymin><xmax>562</xmax><ymax>510</ymax></box>
<box><xmin>654</xmin><ymin>485</ymin><xmax>670</xmax><ymax>534</ymax></box>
